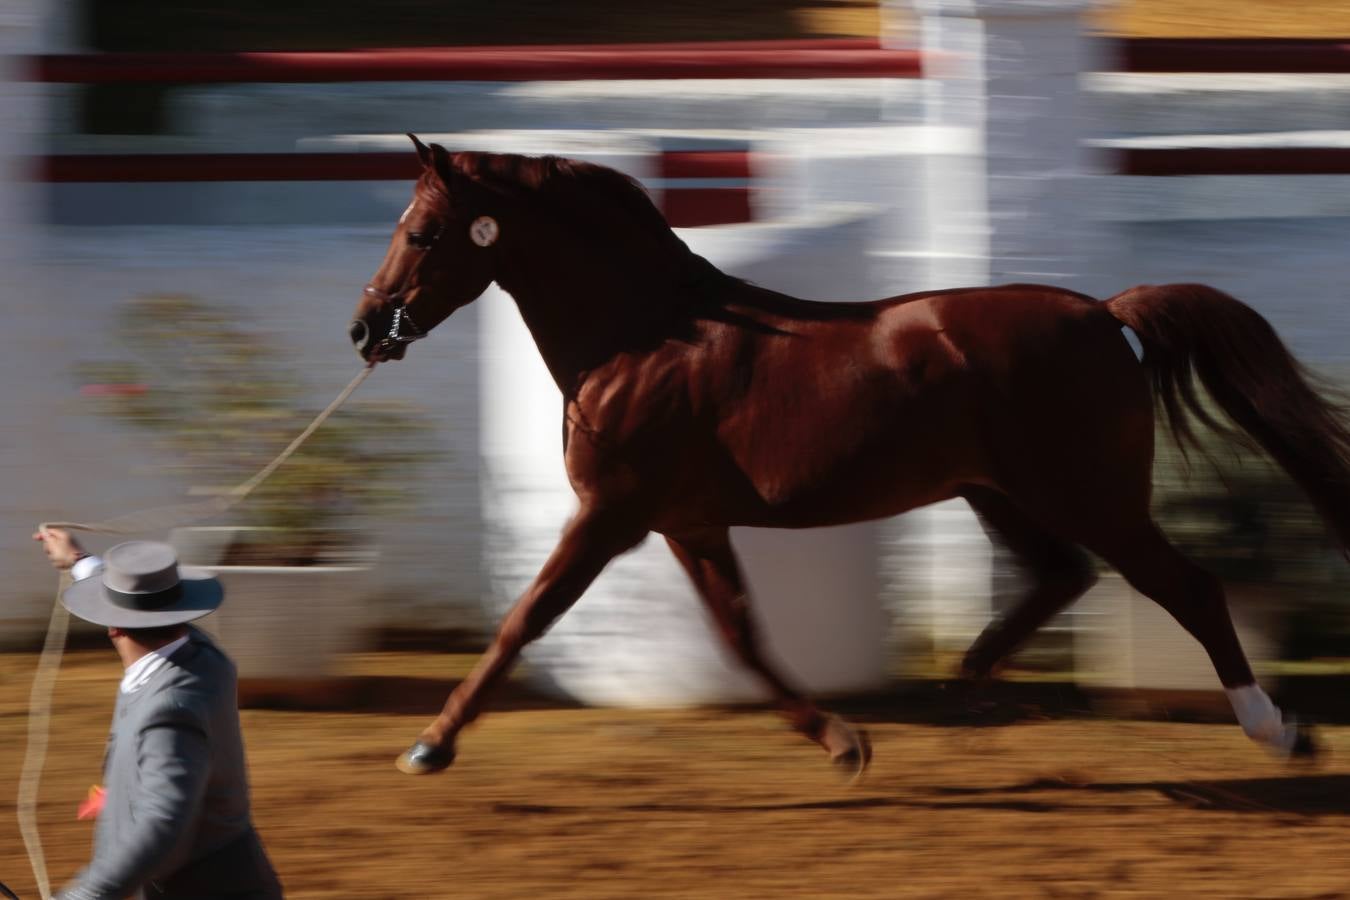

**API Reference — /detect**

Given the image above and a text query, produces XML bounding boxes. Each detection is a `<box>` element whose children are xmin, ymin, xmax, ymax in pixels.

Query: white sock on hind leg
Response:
<box><xmin>1226</xmin><ymin>684</ymin><xmax>1296</xmax><ymax>754</ymax></box>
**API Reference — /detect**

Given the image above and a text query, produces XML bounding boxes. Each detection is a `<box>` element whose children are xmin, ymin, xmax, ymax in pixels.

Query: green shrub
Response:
<box><xmin>77</xmin><ymin>294</ymin><xmax>440</xmax><ymax>563</ymax></box>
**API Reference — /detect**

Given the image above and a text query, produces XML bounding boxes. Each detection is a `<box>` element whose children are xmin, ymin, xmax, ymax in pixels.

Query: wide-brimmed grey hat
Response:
<box><xmin>62</xmin><ymin>541</ymin><xmax>223</xmax><ymax>628</ymax></box>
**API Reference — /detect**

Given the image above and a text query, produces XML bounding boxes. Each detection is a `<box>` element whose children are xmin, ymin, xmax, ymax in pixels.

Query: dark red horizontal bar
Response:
<box><xmin>38</xmin><ymin>151</ymin><xmax>764</xmax><ymax>188</ymax></box>
<box><xmin>1118</xmin><ymin>147</ymin><xmax>1350</xmax><ymax>176</ymax></box>
<box><xmin>38</xmin><ymin>152</ymin><xmax>422</xmax><ymax>182</ymax></box>
<box><xmin>661</xmin><ymin>187</ymin><xmax>752</xmax><ymax>227</ymax></box>
<box><xmin>28</xmin><ymin>36</ymin><xmax>1350</xmax><ymax>84</ymax></box>
<box><xmin>30</xmin><ymin>47</ymin><xmax>922</xmax><ymax>84</ymax></box>
<box><xmin>46</xmin><ymin>146</ymin><xmax>1350</xmax><ymax>183</ymax></box>
<box><xmin>1118</xmin><ymin>38</ymin><xmax>1350</xmax><ymax>73</ymax></box>
<box><xmin>372</xmin><ymin>38</ymin><xmax>881</xmax><ymax>54</ymax></box>
<box><xmin>659</xmin><ymin>151</ymin><xmax>752</xmax><ymax>180</ymax></box>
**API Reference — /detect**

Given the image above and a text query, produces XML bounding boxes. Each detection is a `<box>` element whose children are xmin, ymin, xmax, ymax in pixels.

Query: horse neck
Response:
<box><xmin>494</xmin><ymin>226</ymin><xmax>691</xmax><ymax>395</ymax></box>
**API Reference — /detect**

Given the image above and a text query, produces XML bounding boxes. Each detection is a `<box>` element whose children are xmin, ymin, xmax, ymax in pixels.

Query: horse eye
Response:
<box><xmin>406</xmin><ymin>231</ymin><xmax>435</xmax><ymax>250</ymax></box>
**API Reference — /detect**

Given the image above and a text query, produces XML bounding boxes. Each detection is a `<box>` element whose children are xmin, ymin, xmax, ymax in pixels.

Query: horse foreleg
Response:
<box><xmin>397</xmin><ymin>507</ymin><xmax>647</xmax><ymax>775</ymax></box>
<box><xmin>665</xmin><ymin>527</ymin><xmax>871</xmax><ymax>778</ymax></box>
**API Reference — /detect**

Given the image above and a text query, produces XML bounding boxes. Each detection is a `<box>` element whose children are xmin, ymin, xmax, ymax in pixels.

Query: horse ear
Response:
<box><xmin>408</xmin><ymin>133</ymin><xmax>432</xmax><ymax>168</ymax></box>
<box><xmin>428</xmin><ymin>143</ymin><xmax>463</xmax><ymax>190</ymax></box>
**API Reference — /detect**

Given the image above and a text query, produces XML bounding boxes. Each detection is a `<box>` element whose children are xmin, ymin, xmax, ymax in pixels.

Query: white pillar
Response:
<box><xmin>481</xmin><ymin>192</ymin><xmax>889</xmax><ymax>707</ymax></box>
<box><xmin>914</xmin><ymin>0</ymin><xmax>1108</xmax><ymax>292</ymax></box>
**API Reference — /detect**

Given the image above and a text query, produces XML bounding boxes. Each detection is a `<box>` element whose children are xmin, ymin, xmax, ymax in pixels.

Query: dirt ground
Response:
<box><xmin>3</xmin><ymin>650</ymin><xmax>1349</xmax><ymax>900</ymax></box>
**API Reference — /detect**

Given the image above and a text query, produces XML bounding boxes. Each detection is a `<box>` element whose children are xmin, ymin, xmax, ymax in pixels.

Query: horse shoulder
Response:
<box><xmin>562</xmin><ymin>348</ymin><xmax>697</xmax><ymax>499</ymax></box>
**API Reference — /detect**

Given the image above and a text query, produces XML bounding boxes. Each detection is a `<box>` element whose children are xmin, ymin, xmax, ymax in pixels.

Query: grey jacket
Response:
<box><xmin>61</xmin><ymin>627</ymin><xmax>282</xmax><ymax>900</ymax></box>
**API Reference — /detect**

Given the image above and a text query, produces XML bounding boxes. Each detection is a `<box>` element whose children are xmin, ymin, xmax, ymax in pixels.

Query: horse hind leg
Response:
<box><xmin>957</xmin><ymin>486</ymin><xmax>1098</xmax><ymax>683</ymax></box>
<box><xmin>664</xmin><ymin>526</ymin><xmax>872</xmax><ymax>779</ymax></box>
<box><xmin>1084</xmin><ymin>520</ymin><xmax>1317</xmax><ymax>758</ymax></box>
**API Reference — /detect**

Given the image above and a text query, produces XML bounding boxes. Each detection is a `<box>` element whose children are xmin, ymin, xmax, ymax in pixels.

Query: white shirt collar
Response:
<box><xmin>120</xmin><ymin>634</ymin><xmax>190</xmax><ymax>695</ymax></box>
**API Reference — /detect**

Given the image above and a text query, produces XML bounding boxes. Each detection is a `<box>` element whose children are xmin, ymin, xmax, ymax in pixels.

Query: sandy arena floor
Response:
<box><xmin>2</xmin><ymin>650</ymin><xmax>1348</xmax><ymax>899</ymax></box>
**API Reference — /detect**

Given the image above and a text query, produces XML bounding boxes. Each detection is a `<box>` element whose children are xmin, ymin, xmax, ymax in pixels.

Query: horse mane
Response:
<box><xmin>434</xmin><ymin>150</ymin><xmax>874</xmax><ymax>323</ymax></box>
<box><xmin>444</xmin><ymin>152</ymin><xmax>701</xmax><ymax>275</ymax></box>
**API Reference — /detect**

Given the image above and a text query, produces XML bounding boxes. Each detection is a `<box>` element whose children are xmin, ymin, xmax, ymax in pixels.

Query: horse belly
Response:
<box><xmin>713</xmin><ymin>387</ymin><xmax>984</xmax><ymax>528</ymax></box>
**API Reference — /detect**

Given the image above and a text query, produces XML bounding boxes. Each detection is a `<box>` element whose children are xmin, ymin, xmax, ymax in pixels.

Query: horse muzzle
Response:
<box><xmin>349</xmin><ymin>319</ymin><xmax>371</xmax><ymax>353</ymax></box>
<box><xmin>350</xmin><ymin>317</ymin><xmax>412</xmax><ymax>363</ymax></box>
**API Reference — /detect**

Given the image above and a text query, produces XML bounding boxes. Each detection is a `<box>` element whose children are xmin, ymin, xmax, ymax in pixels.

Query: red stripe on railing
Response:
<box><xmin>39</xmin><ymin>151</ymin><xmax>765</xmax><ymax>185</ymax></box>
<box><xmin>656</xmin><ymin>149</ymin><xmax>754</xmax><ymax>226</ymax></box>
<box><xmin>662</xmin><ymin>188</ymin><xmax>753</xmax><ymax>228</ymax></box>
<box><xmin>42</xmin><ymin>149</ymin><xmax>1350</xmax><ymax>185</ymax></box>
<box><xmin>658</xmin><ymin>151</ymin><xmax>752</xmax><ymax>181</ymax></box>
<box><xmin>38</xmin><ymin>152</ymin><xmax>421</xmax><ymax>182</ymax></box>
<box><xmin>29</xmin><ymin>36</ymin><xmax>1350</xmax><ymax>85</ymax></box>
<box><xmin>359</xmin><ymin>38</ymin><xmax>883</xmax><ymax>54</ymax></box>
<box><xmin>31</xmin><ymin>46</ymin><xmax>922</xmax><ymax>84</ymax></box>
<box><xmin>1117</xmin><ymin>147</ymin><xmax>1350</xmax><ymax>176</ymax></box>
<box><xmin>1117</xmin><ymin>38</ymin><xmax>1350</xmax><ymax>73</ymax></box>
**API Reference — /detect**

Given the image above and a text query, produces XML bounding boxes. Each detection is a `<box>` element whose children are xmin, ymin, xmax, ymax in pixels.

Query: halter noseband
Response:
<box><xmin>362</xmin><ymin>217</ymin><xmax>446</xmax><ymax>356</ymax></box>
<box><xmin>363</xmin><ymin>285</ymin><xmax>429</xmax><ymax>354</ymax></box>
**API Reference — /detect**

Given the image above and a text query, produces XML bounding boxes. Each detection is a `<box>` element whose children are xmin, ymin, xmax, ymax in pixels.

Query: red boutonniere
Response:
<box><xmin>77</xmin><ymin>784</ymin><xmax>105</xmax><ymax>820</ymax></box>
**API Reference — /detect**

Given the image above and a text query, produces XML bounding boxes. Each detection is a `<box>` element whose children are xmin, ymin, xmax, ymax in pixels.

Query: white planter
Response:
<box><xmin>170</xmin><ymin>527</ymin><xmax>374</xmax><ymax>681</ymax></box>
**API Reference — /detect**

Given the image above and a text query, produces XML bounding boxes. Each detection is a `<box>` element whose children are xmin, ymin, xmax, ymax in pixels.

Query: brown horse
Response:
<box><xmin>351</xmin><ymin>135</ymin><xmax>1348</xmax><ymax>776</ymax></box>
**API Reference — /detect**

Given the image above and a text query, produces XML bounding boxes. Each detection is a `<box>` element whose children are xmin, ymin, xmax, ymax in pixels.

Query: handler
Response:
<box><xmin>34</xmin><ymin>527</ymin><xmax>283</xmax><ymax>900</ymax></box>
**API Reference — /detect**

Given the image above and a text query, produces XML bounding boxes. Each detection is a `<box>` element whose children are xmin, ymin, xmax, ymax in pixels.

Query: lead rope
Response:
<box><xmin>18</xmin><ymin>363</ymin><xmax>375</xmax><ymax>900</ymax></box>
<box><xmin>15</xmin><ymin>570</ymin><xmax>70</xmax><ymax>900</ymax></box>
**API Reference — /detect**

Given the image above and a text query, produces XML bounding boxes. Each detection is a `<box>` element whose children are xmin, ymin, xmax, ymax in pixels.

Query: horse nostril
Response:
<box><xmin>349</xmin><ymin>320</ymin><xmax>369</xmax><ymax>350</ymax></box>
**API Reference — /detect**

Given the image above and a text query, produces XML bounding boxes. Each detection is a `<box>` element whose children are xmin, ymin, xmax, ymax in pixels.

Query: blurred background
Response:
<box><xmin>3</xmin><ymin>0</ymin><xmax>1350</xmax><ymax>710</ymax></box>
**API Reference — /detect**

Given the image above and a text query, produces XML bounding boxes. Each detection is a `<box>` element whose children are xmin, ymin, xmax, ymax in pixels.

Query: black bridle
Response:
<box><xmin>361</xmin><ymin>222</ymin><xmax>444</xmax><ymax>356</ymax></box>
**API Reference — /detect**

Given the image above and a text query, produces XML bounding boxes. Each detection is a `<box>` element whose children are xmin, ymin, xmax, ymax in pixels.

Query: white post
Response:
<box><xmin>914</xmin><ymin>0</ymin><xmax>1108</xmax><ymax>292</ymax></box>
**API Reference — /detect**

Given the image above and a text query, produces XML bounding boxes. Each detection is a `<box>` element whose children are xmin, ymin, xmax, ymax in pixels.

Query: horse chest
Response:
<box><xmin>561</xmin><ymin>376</ymin><xmax>691</xmax><ymax>491</ymax></box>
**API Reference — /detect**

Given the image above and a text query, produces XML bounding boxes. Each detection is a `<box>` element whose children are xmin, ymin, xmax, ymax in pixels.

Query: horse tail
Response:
<box><xmin>1105</xmin><ymin>283</ymin><xmax>1350</xmax><ymax>553</ymax></box>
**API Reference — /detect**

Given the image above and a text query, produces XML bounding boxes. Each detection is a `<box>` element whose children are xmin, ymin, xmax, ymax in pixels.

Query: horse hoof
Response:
<box><xmin>396</xmin><ymin>740</ymin><xmax>456</xmax><ymax>775</ymax></box>
<box><xmin>826</xmin><ymin>720</ymin><xmax>873</xmax><ymax>783</ymax></box>
<box><xmin>1289</xmin><ymin>722</ymin><xmax>1320</xmax><ymax>761</ymax></box>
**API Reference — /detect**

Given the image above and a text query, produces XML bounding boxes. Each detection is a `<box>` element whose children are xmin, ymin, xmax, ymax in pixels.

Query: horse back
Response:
<box><xmin>564</xmin><ymin>282</ymin><xmax>1144</xmax><ymax>530</ymax></box>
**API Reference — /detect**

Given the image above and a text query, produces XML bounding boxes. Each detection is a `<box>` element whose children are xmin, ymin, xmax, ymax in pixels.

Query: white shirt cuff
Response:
<box><xmin>71</xmin><ymin>555</ymin><xmax>103</xmax><ymax>582</ymax></box>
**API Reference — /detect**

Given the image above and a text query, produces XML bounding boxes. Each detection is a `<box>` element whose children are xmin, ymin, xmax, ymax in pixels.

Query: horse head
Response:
<box><xmin>350</xmin><ymin>135</ymin><xmax>503</xmax><ymax>363</ymax></box>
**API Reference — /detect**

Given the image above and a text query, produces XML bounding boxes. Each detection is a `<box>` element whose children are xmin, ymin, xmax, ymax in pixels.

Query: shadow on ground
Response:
<box><xmin>491</xmin><ymin>773</ymin><xmax>1350</xmax><ymax>818</ymax></box>
<box><xmin>923</xmin><ymin>773</ymin><xmax>1350</xmax><ymax>817</ymax></box>
<box><xmin>242</xmin><ymin>673</ymin><xmax>1350</xmax><ymax>730</ymax></box>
